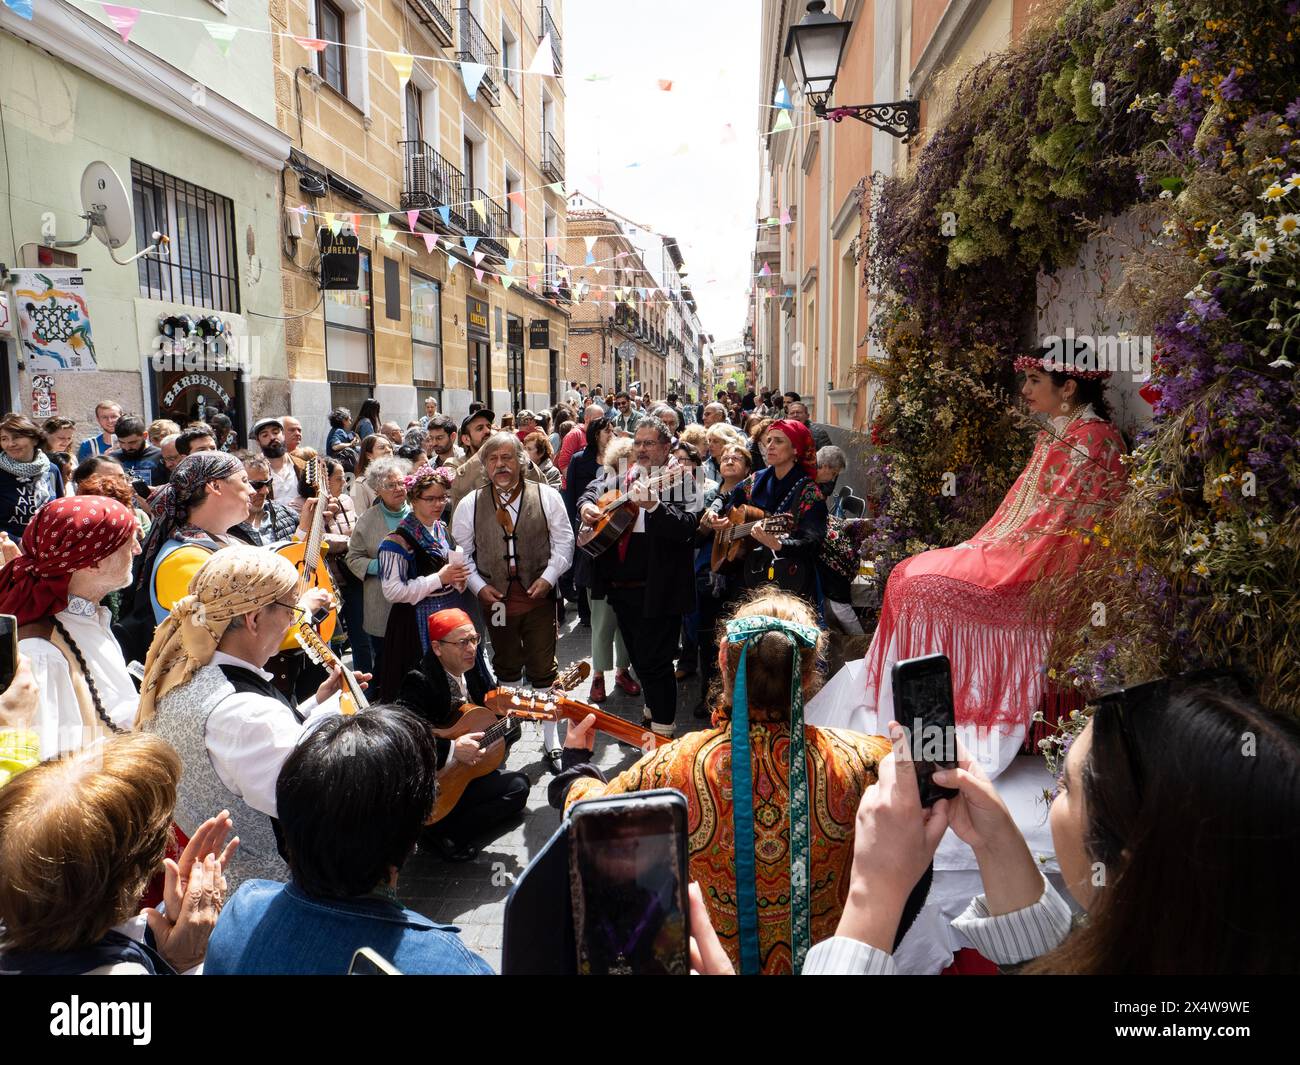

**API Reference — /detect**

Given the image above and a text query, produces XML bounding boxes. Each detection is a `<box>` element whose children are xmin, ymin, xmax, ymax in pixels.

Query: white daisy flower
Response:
<box><xmin>1206</xmin><ymin>232</ymin><xmax>1230</xmax><ymax>250</ymax></box>
<box><xmin>1277</xmin><ymin>213</ymin><xmax>1299</xmax><ymax>239</ymax></box>
<box><xmin>1260</xmin><ymin>183</ymin><xmax>1289</xmax><ymax>202</ymax></box>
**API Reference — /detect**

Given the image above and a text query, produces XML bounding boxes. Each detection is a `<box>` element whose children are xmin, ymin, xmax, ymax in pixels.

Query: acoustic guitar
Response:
<box><xmin>709</xmin><ymin>505</ymin><xmax>795</xmax><ymax>572</ymax></box>
<box><xmin>272</xmin><ymin>455</ymin><xmax>338</xmax><ymax>651</ymax></box>
<box><xmin>483</xmin><ymin>687</ymin><xmax>672</xmax><ymax>752</ymax></box>
<box><xmin>295</xmin><ymin>624</ymin><xmax>368</xmax><ymax>716</ymax></box>
<box><xmin>426</xmin><ymin>662</ymin><xmax>589</xmax><ymax>824</ymax></box>
<box><xmin>576</xmin><ymin>463</ymin><xmax>689</xmax><ymax>559</ymax></box>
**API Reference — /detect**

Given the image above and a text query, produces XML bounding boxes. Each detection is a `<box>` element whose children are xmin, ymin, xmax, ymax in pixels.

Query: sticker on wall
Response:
<box><xmin>7</xmin><ymin>269</ymin><xmax>98</xmax><ymax>372</ymax></box>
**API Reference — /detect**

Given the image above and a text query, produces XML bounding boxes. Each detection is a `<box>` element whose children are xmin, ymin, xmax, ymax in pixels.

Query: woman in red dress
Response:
<box><xmin>808</xmin><ymin>351</ymin><xmax>1127</xmax><ymax>777</ymax></box>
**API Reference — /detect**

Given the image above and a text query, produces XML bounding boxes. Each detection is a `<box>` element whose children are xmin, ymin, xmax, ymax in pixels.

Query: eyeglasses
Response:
<box><xmin>378</xmin><ymin>480</ymin><xmax>406</xmax><ymax>491</ymax></box>
<box><xmin>439</xmin><ymin>634</ymin><xmax>481</xmax><ymax>650</ymax></box>
<box><xmin>249</xmin><ymin>480</ymin><xmax>272</xmax><ymax>491</ymax></box>
<box><xmin>416</xmin><ymin>493</ymin><xmax>448</xmax><ymax>503</ymax></box>
<box><xmin>273</xmin><ymin>600</ymin><xmax>306</xmax><ymax>626</ymax></box>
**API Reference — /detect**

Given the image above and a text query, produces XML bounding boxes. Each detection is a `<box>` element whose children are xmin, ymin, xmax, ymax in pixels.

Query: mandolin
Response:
<box><xmin>483</xmin><ymin>687</ymin><xmax>671</xmax><ymax>752</ymax></box>
<box><xmin>295</xmin><ymin>624</ymin><xmax>368</xmax><ymax>716</ymax></box>
<box><xmin>272</xmin><ymin>455</ymin><xmax>338</xmax><ymax>651</ymax></box>
<box><xmin>709</xmin><ymin>505</ymin><xmax>796</xmax><ymax>572</ymax></box>
<box><xmin>576</xmin><ymin>463</ymin><xmax>689</xmax><ymax>559</ymax></box>
<box><xmin>426</xmin><ymin>662</ymin><xmax>590</xmax><ymax>824</ymax></box>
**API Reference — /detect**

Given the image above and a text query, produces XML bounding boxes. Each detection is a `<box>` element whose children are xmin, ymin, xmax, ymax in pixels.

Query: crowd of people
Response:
<box><xmin>0</xmin><ymin>356</ymin><xmax>1294</xmax><ymax>977</ymax></box>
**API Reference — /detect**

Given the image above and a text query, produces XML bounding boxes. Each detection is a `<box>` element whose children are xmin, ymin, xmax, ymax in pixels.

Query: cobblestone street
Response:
<box><xmin>396</xmin><ymin>612</ymin><xmax>707</xmax><ymax>973</ymax></box>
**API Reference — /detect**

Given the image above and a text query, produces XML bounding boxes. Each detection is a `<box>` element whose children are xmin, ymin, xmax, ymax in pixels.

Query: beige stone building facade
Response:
<box><xmin>272</xmin><ymin>0</ymin><xmax>571</xmax><ymax>444</ymax></box>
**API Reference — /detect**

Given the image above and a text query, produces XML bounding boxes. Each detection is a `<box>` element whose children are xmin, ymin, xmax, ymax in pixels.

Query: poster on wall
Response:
<box><xmin>6</xmin><ymin>269</ymin><xmax>98</xmax><ymax>372</ymax></box>
<box><xmin>31</xmin><ymin>374</ymin><xmax>57</xmax><ymax>418</ymax></box>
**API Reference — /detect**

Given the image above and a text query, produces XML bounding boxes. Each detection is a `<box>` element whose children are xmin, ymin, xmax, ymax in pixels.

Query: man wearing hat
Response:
<box><xmin>394</xmin><ymin>607</ymin><xmax>529</xmax><ymax>861</ymax></box>
<box><xmin>254</xmin><ymin>417</ymin><xmax>308</xmax><ymax>515</ymax></box>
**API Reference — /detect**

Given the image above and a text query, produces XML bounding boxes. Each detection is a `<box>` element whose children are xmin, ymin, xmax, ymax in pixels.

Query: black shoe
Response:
<box><xmin>543</xmin><ymin>748</ymin><xmax>564</xmax><ymax>774</ymax></box>
<box><xmin>424</xmin><ymin>833</ymin><xmax>480</xmax><ymax>863</ymax></box>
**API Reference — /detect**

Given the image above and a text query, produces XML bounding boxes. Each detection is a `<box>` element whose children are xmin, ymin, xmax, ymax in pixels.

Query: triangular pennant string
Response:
<box><xmin>406</xmin><ymin>209</ymin><xmax>420</xmax><ymax>231</ymax></box>
<box><xmin>463</xmin><ymin>235</ymin><xmax>479</xmax><ymax>256</ymax></box>
<box><xmin>461</xmin><ymin>62</ymin><xmax>487</xmax><ymax>100</ymax></box>
<box><xmin>386</xmin><ymin>51</ymin><xmax>414</xmax><ymax>86</ymax></box>
<box><xmin>102</xmin><ymin>5</ymin><xmax>141</xmax><ymax>42</ymax></box>
<box><xmin>422</xmin><ymin>233</ymin><xmax>438</xmax><ymax>253</ymax></box>
<box><xmin>204</xmin><ymin>22</ymin><xmax>239</xmax><ymax>56</ymax></box>
<box><xmin>529</xmin><ymin>34</ymin><xmax>556</xmax><ymax>78</ymax></box>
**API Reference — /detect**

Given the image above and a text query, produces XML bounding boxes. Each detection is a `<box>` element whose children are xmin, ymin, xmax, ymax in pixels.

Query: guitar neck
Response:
<box><xmin>554</xmin><ymin>701</ymin><xmax>663</xmax><ymax>748</ymax></box>
<box><xmin>303</xmin><ymin>459</ymin><xmax>327</xmax><ymax>570</ymax></box>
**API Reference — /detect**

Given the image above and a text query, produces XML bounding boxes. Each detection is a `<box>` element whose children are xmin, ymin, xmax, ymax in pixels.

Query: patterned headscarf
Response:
<box><xmin>723</xmin><ymin>613</ymin><xmax>821</xmax><ymax>975</ymax></box>
<box><xmin>135</xmin><ymin>452</ymin><xmax>243</xmax><ymax>593</ymax></box>
<box><xmin>135</xmin><ymin>546</ymin><xmax>301</xmax><ymax>725</ymax></box>
<box><xmin>0</xmin><ymin>497</ymin><xmax>136</xmax><ymax>624</ymax></box>
<box><xmin>767</xmin><ymin>419</ymin><xmax>817</xmax><ymax>479</ymax></box>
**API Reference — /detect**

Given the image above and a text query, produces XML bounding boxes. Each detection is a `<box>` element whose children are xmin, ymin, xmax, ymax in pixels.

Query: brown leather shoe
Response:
<box><xmin>615</xmin><ymin>670</ymin><xmax>642</xmax><ymax>696</ymax></box>
<box><xmin>589</xmin><ymin>674</ymin><xmax>608</xmax><ymax>703</ymax></box>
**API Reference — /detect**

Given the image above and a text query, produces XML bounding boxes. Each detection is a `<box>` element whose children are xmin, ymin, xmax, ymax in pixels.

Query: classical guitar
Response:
<box><xmin>483</xmin><ymin>687</ymin><xmax>672</xmax><ymax>752</ymax></box>
<box><xmin>709</xmin><ymin>506</ymin><xmax>796</xmax><ymax>572</ymax></box>
<box><xmin>426</xmin><ymin>662</ymin><xmax>590</xmax><ymax>824</ymax></box>
<box><xmin>295</xmin><ymin>625</ymin><xmax>368</xmax><ymax>716</ymax></box>
<box><xmin>576</xmin><ymin>463</ymin><xmax>689</xmax><ymax>559</ymax></box>
<box><xmin>272</xmin><ymin>455</ymin><xmax>338</xmax><ymax>650</ymax></box>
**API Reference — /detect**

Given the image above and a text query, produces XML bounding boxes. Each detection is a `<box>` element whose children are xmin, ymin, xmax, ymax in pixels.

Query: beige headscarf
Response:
<box><xmin>135</xmin><ymin>546</ymin><xmax>302</xmax><ymax>726</ymax></box>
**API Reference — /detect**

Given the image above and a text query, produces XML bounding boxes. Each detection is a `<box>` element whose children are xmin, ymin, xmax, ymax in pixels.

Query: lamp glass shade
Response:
<box><xmin>786</xmin><ymin>6</ymin><xmax>850</xmax><ymax>98</ymax></box>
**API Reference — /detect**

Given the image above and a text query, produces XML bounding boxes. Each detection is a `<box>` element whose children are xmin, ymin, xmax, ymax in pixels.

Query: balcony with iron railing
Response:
<box><xmin>543</xmin><ymin>253</ymin><xmax>571</xmax><ymax>301</ymax></box>
<box><xmin>540</xmin><ymin>130</ymin><xmax>564</xmax><ymax>185</ymax></box>
<box><xmin>407</xmin><ymin>0</ymin><xmax>454</xmax><ymax>47</ymax></box>
<box><xmin>462</xmin><ymin>186</ymin><xmax>509</xmax><ymax>258</ymax></box>
<box><xmin>457</xmin><ymin>7</ymin><xmax>499</xmax><ymax>105</ymax></box>
<box><xmin>539</xmin><ymin>2</ymin><xmax>562</xmax><ymax>73</ymax></box>
<box><xmin>400</xmin><ymin>140</ymin><xmax>467</xmax><ymax>228</ymax></box>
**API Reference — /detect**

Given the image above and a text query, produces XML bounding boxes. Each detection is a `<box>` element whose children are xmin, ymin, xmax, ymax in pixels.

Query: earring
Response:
<box><xmin>1060</xmin><ymin>402</ymin><xmax>1072</xmax><ymax>415</ymax></box>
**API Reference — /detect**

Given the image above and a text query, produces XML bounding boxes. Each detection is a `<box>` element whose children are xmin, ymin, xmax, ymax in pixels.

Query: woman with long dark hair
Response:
<box><xmin>354</xmin><ymin>398</ymin><xmax>381</xmax><ymax>443</ymax></box>
<box><xmin>802</xmin><ymin>678</ymin><xmax>1300</xmax><ymax>975</ymax></box>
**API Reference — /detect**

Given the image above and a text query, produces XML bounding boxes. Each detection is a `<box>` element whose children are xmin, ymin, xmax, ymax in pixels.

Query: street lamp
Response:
<box><xmin>784</xmin><ymin>1</ymin><xmax>920</xmax><ymax>141</ymax></box>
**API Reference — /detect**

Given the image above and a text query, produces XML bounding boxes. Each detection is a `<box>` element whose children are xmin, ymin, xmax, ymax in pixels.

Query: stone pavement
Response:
<box><xmin>395</xmin><ymin>610</ymin><xmax>709</xmax><ymax>973</ymax></box>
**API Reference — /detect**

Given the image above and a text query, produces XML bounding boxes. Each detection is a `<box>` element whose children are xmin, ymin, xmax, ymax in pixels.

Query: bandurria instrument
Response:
<box><xmin>577</xmin><ymin>464</ymin><xmax>689</xmax><ymax>559</ymax></box>
<box><xmin>427</xmin><ymin>662</ymin><xmax>590</xmax><ymax>824</ymax></box>
<box><xmin>295</xmin><ymin>625</ymin><xmax>368</xmax><ymax>716</ymax></box>
<box><xmin>483</xmin><ymin>687</ymin><xmax>671</xmax><ymax>753</ymax></box>
<box><xmin>709</xmin><ymin>506</ymin><xmax>795</xmax><ymax>572</ymax></box>
<box><xmin>273</xmin><ymin>455</ymin><xmax>338</xmax><ymax>651</ymax></box>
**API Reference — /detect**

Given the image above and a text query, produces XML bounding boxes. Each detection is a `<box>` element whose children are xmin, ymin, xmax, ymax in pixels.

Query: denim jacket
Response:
<box><xmin>204</xmin><ymin>880</ymin><xmax>494</xmax><ymax>975</ymax></box>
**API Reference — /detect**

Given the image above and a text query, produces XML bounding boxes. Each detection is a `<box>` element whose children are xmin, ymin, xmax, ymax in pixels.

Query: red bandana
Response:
<box><xmin>768</xmin><ymin>419</ymin><xmax>818</xmax><ymax>479</ymax></box>
<box><xmin>427</xmin><ymin>607</ymin><xmax>474</xmax><ymax>645</ymax></box>
<box><xmin>0</xmin><ymin>496</ymin><xmax>137</xmax><ymax>624</ymax></box>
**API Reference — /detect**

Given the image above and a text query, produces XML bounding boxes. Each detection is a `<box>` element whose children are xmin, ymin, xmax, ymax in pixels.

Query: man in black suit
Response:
<box><xmin>578</xmin><ymin>417</ymin><xmax>699</xmax><ymax>738</ymax></box>
<box><xmin>394</xmin><ymin>608</ymin><xmax>528</xmax><ymax>861</ymax></box>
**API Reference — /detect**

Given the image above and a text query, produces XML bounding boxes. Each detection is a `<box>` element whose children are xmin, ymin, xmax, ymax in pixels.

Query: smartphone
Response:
<box><xmin>348</xmin><ymin>947</ymin><xmax>401</xmax><ymax>975</ymax></box>
<box><xmin>568</xmin><ymin>790</ymin><xmax>690</xmax><ymax>976</ymax></box>
<box><xmin>503</xmin><ymin>822</ymin><xmax>574</xmax><ymax>975</ymax></box>
<box><xmin>0</xmin><ymin>614</ymin><xmax>17</xmax><ymax>694</ymax></box>
<box><xmin>891</xmin><ymin>653</ymin><xmax>959</xmax><ymax>806</ymax></box>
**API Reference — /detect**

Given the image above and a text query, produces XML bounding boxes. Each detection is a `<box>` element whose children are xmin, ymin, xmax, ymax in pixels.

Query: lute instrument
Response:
<box><xmin>272</xmin><ymin>455</ymin><xmax>338</xmax><ymax>651</ymax></box>
<box><xmin>576</xmin><ymin>463</ymin><xmax>689</xmax><ymax>559</ymax></box>
<box><xmin>709</xmin><ymin>505</ymin><xmax>795</xmax><ymax>572</ymax></box>
<box><xmin>426</xmin><ymin>662</ymin><xmax>590</xmax><ymax>824</ymax></box>
<box><xmin>295</xmin><ymin>624</ymin><xmax>368</xmax><ymax>716</ymax></box>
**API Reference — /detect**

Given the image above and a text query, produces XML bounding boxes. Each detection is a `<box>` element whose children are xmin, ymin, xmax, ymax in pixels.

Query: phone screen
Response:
<box><xmin>569</xmin><ymin>793</ymin><xmax>690</xmax><ymax>975</ymax></box>
<box><xmin>891</xmin><ymin>654</ymin><xmax>959</xmax><ymax>807</ymax></box>
<box><xmin>0</xmin><ymin>614</ymin><xmax>17</xmax><ymax>694</ymax></box>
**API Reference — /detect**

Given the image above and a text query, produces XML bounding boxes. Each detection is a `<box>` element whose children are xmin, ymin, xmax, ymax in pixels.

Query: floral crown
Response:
<box><xmin>403</xmin><ymin>464</ymin><xmax>456</xmax><ymax>491</ymax></box>
<box><xmin>1014</xmin><ymin>342</ymin><xmax>1112</xmax><ymax>380</ymax></box>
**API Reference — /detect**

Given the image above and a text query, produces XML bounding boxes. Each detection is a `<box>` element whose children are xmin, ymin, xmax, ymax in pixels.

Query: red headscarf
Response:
<box><xmin>428</xmin><ymin>608</ymin><xmax>474</xmax><ymax>645</ymax></box>
<box><xmin>0</xmin><ymin>496</ymin><xmax>137</xmax><ymax>624</ymax></box>
<box><xmin>767</xmin><ymin>419</ymin><xmax>818</xmax><ymax>479</ymax></box>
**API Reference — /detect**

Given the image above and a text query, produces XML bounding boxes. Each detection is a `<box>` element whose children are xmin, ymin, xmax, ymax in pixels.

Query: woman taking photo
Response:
<box><xmin>0</xmin><ymin>414</ymin><xmax>64</xmax><ymax>539</ymax></box>
<box><xmin>801</xmin><ymin>679</ymin><xmax>1300</xmax><ymax>975</ymax></box>
<box><xmin>375</xmin><ymin>464</ymin><xmax>471</xmax><ymax>701</ymax></box>
<box><xmin>563</xmin><ymin>421</ymin><xmax>639</xmax><ymax>704</ymax></box>
<box><xmin>345</xmin><ymin>456</ymin><xmax>412</xmax><ymax>681</ymax></box>
<box><xmin>349</xmin><ymin>433</ymin><xmax>395</xmax><ymax>512</ymax></box>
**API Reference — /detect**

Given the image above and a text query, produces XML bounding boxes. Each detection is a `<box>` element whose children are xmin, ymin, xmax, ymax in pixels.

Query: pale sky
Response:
<box><xmin>564</xmin><ymin>0</ymin><xmax>762</xmax><ymax>343</ymax></box>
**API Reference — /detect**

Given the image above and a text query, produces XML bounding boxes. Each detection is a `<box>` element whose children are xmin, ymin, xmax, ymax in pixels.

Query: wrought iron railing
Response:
<box><xmin>457</xmin><ymin>7</ymin><xmax>499</xmax><ymax>104</ymax></box>
<box><xmin>463</xmin><ymin>186</ymin><xmax>509</xmax><ymax>258</ymax></box>
<box><xmin>539</xmin><ymin>3</ymin><xmax>562</xmax><ymax>73</ymax></box>
<box><xmin>400</xmin><ymin>140</ymin><xmax>467</xmax><ymax>228</ymax></box>
<box><xmin>407</xmin><ymin>0</ymin><xmax>453</xmax><ymax>47</ymax></box>
<box><xmin>541</xmin><ymin>130</ymin><xmax>564</xmax><ymax>185</ymax></box>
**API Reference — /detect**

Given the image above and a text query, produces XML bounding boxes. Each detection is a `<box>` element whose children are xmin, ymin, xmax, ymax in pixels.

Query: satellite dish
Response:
<box><xmin>80</xmin><ymin>161</ymin><xmax>134</xmax><ymax>250</ymax></box>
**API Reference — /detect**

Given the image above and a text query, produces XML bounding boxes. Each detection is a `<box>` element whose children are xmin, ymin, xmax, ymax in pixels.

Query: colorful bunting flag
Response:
<box><xmin>473</xmin><ymin>251</ymin><xmax>486</xmax><ymax>266</ymax></box>
<box><xmin>380</xmin><ymin>228</ymin><xmax>397</xmax><ymax>245</ymax></box>
<box><xmin>658</xmin><ymin>80</ymin><xmax>673</xmax><ymax>92</ymax></box>
<box><xmin>771</xmin><ymin>110</ymin><xmax>793</xmax><ymax>133</ymax></box>
<box><xmin>102</xmin><ymin>5</ymin><xmax>141</xmax><ymax>42</ymax></box>
<box><xmin>422</xmin><ymin>233</ymin><xmax>438</xmax><ymax>253</ymax></box>
<box><xmin>585</xmin><ymin>252</ymin><xmax>595</xmax><ymax>265</ymax></box>
<box><xmin>324</xmin><ymin>211</ymin><xmax>336</xmax><ymax>232</ymax></box>
<box><xmin>504</xmin><ymin>258</ymin><xmax>516</xmax><ymax>273</ymax></box>
<box><xmin>780</xmin><ymin>208</ymin><xmax>792</xmax><ymax>225</ymax></box>
<box><xmin>758</xmin><ymin>262</ymin><xmax>771</xmax><ymax>277</ymax></box>
<box><xmin>529</xmin><ymin>35</ymin><xmax>556</xmax><ymax>78</ymax></box>
<box><xmin>386</xmin><ymin>51</ymin><xmax>414</xmax><ymax>87</ymax></box>
<box><xmin>548</xmin><ymin>182</ymin><xmax>564</xmax><ymax>196</ymax></box>
<box><xmin>378</xmin><ymin>213</ymin><xmax>390</xmax><ymax>227</ymax></box>
<box><xmin>501</xmin><ymin>275</ymin><xmax>515</xmax><ymax>290</ymax></box>
<box><xmin>204</xmin><ymin>22</ymin><xmax>239</xmax><ymax>56</ymax></box>
<box><xmin>474</xmin><ymin>268</ymin><xmax>484</xmax><ymax>282</ymax></box>
<box><xmin>774</xmin><ymin>80</ymin><xmax>792</xmax><ymax>111</ymax></box>
<box><xmin>446</xmin><ymin>252</ymin><xmax>459</xmax><ymax>274</ymax></box>
<box><xmin>471</xmin><ymin>200</ymin><xmax>486</xmax><ymax>223</ymax></box>
<box><xmin>329</xmin><ymin>218</ymin><xmax>343</xmax><ymax>236</ymax></box>
<box><xmin>507</xmin><ymin>190</ymin><xmax>527</xmax><ymax>212</ymax></box>
<box><xmin>437</xmin><ymin>205</ymin><xmax>451</xmax><ymax>226</ymax></box>
<box><xmin>528</xmin><ymin>275</ymin><xmax>539</xmax><ymax>291</ymax></box>
<box><xmin>463</xmin><ymin>235</ymin><xmax>479</xmax><ymax>256</ymax></box>
<box><xmin>406</xmin><ymin>210</ymin><xmax>419</xmax><ymax>231</ymax></box>
<box><xmin>2</xmin><ymin>1</ymin><xmax>34</xmax><ymax>20</ymax></box>
<box><xmin>545</xmin><ymin>236</ymin><xmax>558</xmax><ymax>254</ymax></box>
<box><xmin>461</xmin><ymin>62</ymin><xmax>487</xmax><ymax>101</ymax></box>
<box><xmin>507</xmin><ymin>237</ymin><xmax>521</xmax><ymax>258</ymax></box>
<box><xmin>294</xmin><ymin>35</ymin><xmax>328</xmax><ymax>53</ymax></box>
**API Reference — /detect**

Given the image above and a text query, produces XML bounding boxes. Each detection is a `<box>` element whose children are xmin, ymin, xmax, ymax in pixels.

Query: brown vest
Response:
<box><xmin>472</xmin><ymin>479</ymin><xmax>550</xmax><ymax>593</ymax></box>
